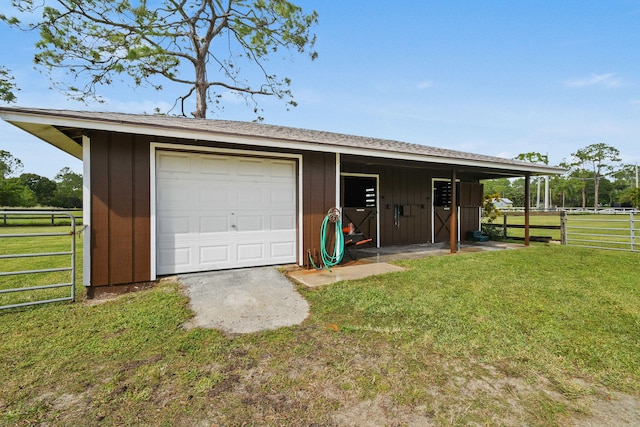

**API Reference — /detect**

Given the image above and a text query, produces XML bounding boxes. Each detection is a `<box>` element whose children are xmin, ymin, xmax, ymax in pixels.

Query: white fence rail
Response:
<box><xmin>563</xmin><ymin>211</ymin><xmax>638</xmax><ymax>252</ymax></box>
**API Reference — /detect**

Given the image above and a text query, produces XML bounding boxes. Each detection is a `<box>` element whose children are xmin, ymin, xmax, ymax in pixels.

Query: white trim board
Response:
<box><xmin>82</xmin><ymin>135</ymin><xmax>91</xmax><ymax>286</ymax></box>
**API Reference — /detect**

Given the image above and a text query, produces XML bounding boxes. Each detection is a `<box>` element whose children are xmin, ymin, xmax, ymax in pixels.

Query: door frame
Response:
<box><xmin>150</xmin><ymin>142</ymin><xmax>303</xmax><ymax>279</ymax></box>
<box><xmin>431</xmin><ymin>178</ymin><xmax>460</xmax><ymax>243</ymax></box>
<box><xmin>340</xmin><ymin>172</ymin><xmax>380</xmax><ymax>248</ymax></box>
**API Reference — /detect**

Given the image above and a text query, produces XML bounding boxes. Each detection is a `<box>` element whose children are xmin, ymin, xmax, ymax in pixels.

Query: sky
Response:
<box><xmin>1</xmin><ymin>1</ymin><xmax>639</xmax><ymax>179</ymax></box>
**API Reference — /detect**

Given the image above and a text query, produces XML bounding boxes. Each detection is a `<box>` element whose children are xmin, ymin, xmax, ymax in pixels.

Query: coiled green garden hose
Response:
<box><xmin>309</xmin><ymin>208</ymin><xmax>344</xmax><ymax>271</ymax></box>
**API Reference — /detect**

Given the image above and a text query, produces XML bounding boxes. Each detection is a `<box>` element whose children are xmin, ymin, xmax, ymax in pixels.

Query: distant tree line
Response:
<box><xmin>0</xmin><ymin>150</ymin><xmax>82</xmax><ymax>208</ymax></box>
<box><xmin>484</xmin><ymin>143</ymin><xmax>640</xmax><ymax>210</ymax></box>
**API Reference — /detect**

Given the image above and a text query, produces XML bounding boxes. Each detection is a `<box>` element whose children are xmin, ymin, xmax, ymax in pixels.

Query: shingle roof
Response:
<box><xmin>0</xmin><ymin>106</ymin><xmax>565</xmax><ymax>176</ymax></box>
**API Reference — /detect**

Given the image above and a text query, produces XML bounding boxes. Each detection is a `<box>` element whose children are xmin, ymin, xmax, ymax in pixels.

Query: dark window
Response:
<box><xmin>343</xmin><ymin>176</ymin><xmax>376</xmax><ymax>208</ymax></box>
<box><xmin>434</xmin><ymin>181</ymin><xmax>460</xmax><ymax>207</ymax></box>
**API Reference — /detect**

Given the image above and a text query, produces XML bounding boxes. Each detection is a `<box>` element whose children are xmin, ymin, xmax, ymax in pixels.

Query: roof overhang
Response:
<box><xmin>3</xmin><ymin>115</ymin><xmax>84</xmax><ymax>159</ymax></box>
<box><xmin>0</xmin><ymin>107</ymin><xmax>566</xmax><ymax>178</ymax></box>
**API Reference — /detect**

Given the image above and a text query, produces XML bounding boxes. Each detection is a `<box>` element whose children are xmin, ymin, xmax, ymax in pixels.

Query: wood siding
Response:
<box><xmin>342</xmin><ymin>162</ymin><xmax>432</xmax><ymax>245</ymax></box>
<box><xmin>302</xmin><ymin>152</ymin><xmax>336</xmax><ymax>267</ymax></box>
<box><xmin>87</xmin><ymin>130</ymin><xmax>484</xmax><ymax>286</ymax></box>
<box><xmin>90</xmin><ymin>132</ymin><xmax>151</xmax><ymax>286</ymax></box>
<box><xmin>459</xmin><ymin>182</ymin><xmax>482</xmax><ymax>240</ymax></box>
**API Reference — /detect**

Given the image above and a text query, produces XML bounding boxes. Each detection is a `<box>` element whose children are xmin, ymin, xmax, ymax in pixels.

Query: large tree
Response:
<box><xmin>20</xmin><ymin>173</ymin><xmax>58</xmax><ymax>206</ymax></box>
<box><xmin>569</xmin><ymin>143</ymin><xmax>620</xmax><ymax>210</ymax></box>
<box><xmin>0</xmin><ymin>151</ymin><xmax>35</xmax><ymax>207</ymax></box>
<box><xmin>0</xmin><ymin>150</ymin><xmax>24</xmax><ymax>179</ymax></box>
<box><xmin>3</xmin><ymin>0</ymin><xmax>318</xmax><ymax>118</ymax></box>
<box><xmin>0</xmin><ymin>66</ymin><xmax>18</xmax><ymax>103</ymax></box>
<box><xmin>53</xmin><ymin>167</ymin><xmax>83</xmax><ymax>208</ymax></box>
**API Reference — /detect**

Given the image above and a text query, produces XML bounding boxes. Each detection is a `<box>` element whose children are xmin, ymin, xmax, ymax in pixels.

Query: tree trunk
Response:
<box><xmin>193</xmin><ymin>51</ymin><xmax>208</xmax><ymax>119</ymax></box>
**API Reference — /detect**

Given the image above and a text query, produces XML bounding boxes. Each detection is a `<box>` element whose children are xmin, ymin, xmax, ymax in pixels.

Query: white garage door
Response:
<box><xmin>156</xmin><ymin>150</ymin><xmax>297</xmax><ymax>275</ymax></box>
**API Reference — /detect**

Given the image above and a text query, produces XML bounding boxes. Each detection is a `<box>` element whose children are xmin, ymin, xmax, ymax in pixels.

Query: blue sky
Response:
<box><xmin>1</xmin><ymin>1</ymin><xmax>639</xmax><ymax>178</ymax></box>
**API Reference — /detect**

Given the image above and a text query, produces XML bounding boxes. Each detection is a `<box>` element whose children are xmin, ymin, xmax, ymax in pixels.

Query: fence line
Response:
<box><xmin>1</xmin><ymin>208</ymin><xmax>82</xmax><ymax>226</ymax></box>
<box><xmin>0</xmin><ymin>211</ymin><xmax>77</xmax><ymax>310</ymax></box>
<box><xmin>483</xmin><ymin>210</ymin><xmax>640</xmax><ymax>252</ymax></box>
<box><xmin>498</xmin><ymin>206</ymin><xmax>638</xmax><ymax>214</ymax></box>
<box><xmin>563</xmin><ymin>211</ymin><xmax>638</xmax><ymax>252</ymax></box>
<box><xmin>483</xmin><ymin>212</ymin><xmax>561</xmax><ymax>242</ymax></box>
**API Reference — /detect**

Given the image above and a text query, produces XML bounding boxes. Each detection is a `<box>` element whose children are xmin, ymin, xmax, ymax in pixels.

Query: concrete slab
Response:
<box><xmin>178</xmin><ymin>266</ymin><xmax>309</xmax><ymax>334</ymax></box>
<box><xmin>288</xmin><ymin>262</ymin><xmax>405</xmax><ymax>288</ymax></box>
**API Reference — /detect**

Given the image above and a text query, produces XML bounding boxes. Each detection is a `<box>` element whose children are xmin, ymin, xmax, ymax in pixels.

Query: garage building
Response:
<box><xmin>0</xmin><ymin>107</ymin><xmax>563</xmax><ymax>297</ymax></box>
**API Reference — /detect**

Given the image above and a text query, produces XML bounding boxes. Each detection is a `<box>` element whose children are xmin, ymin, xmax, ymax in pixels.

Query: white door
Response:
<box><xmin>156</xmin><ymin>150</ymin><xmax>297</xmax><ymax>274</ymax></box>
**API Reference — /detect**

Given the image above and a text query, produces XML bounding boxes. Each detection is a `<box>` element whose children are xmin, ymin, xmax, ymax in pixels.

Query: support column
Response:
<box><xmin>524</xmin><ymin>173</ymin><xmax>531</xmax><ymax>246</ymax></box>
<box><xmin>450</xmin><ymin>170</ymin><xmax>457</xmax><ymax>253</ymax></box>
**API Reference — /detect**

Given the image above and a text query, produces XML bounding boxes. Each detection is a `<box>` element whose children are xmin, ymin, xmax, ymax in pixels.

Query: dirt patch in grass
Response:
<box><xmin>571</xmin><ymin>389</ymin><xmax>640</xmax><ymax>426</ymax></box>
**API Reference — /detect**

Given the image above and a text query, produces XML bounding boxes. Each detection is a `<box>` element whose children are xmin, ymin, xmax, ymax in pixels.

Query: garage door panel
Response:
<box><xmin>200</xmin><ymin>245</ymin><xmax>230</xmax><ymax>264</ymax></box>
<box><xmin>236</xmin><ymin>186</ymin><xmax>264</xmax><ymax>204</ymax></box>
<box><xmin>271</xmin><ymin>241</ymin><xmax>295</xmax><ymax>258</ymax></box>
<box><xmin>198</xmin><ymin>186</ymin><xmax>229</xmax><ymax>206</ymax></box>
<box><xmin>158</xmin><ymin>216</ymin><xmax>191</xmax><ymax>235</ymax></box>
<box><xmin>236</xmin><ymin>215</ymin><xmax>263</xmax><ymax>232</ymax></box>
<box><xmin>199</xmin><ymin>156</ymin><xmax>230</xmax><ymax>175</ymax></box>
<box><xmin>270</xmin><ymin>215</ymin><xmax>295</xmax><ymax>230</ymax></box>
<box><xmin>270</xmin><ymin>184</ymin><xmax>296</xmax><ymax>204</ymax></box>
<box><xmin>199</xmin><ymin>216</ymin><xmax>229</xmax><ymax>233</ymax></box>
<box><xmin>157</xmin><ymin>152</ymin><xmax>192</xmax><ymax>174</ymax></box>
<box><xmin>271</xmin><ymin>160</ymin><xmax>296</xmax><ymax>178</ymax></box>
<box><xmin>157</xmin><ymin>184</ymin><xmax>191</xmax><ymax>206</ymax></box>
<box><xmin>156</xmin><ymin>151</ymin><xmax>297</xmax><ymax>274</ymax></box>
<box><xmin>237</xmin><ymin>243</ymin><xmax>265</xmax><ymax>262</ymax></box>
<box><xmin>158</xmin><ymin>247</ymin><xmax>191</xmax><ymax>270</ymax></box>
<box><xmin>237</xmin><ymin>158</ymin><xmax>267</xmax><ymax>176</ymax></box>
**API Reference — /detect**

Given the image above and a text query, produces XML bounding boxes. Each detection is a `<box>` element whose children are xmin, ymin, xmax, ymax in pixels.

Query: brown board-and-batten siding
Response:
<box><xmin>459</xmin><ymin>182</ymin><xmax>484</xmax><ymax>241</ymax></box>
<box><xmin>341</xmin><ymin>159</ymin><xmax>432</xmax><ymax>245</ymax></box>
<box><xmin>302</xmin><ymin>152</ymin><xmax>336</xmax><ymax>268</ymax></box>
<box><xmin>90</xmin><ymin>131</ymin><xmax>151</xmax><ymax>295</ymax></box>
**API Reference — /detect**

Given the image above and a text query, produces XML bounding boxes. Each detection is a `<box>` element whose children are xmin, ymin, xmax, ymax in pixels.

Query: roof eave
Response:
<box><xmin>0</xmin><ymin>107</ymin><xmax>566</xmax><ymax>176</ymax></box>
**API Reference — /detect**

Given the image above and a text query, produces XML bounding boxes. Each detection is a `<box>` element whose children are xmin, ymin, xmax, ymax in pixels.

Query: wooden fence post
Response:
<box><xmin>503</xmin><ymin>214</ymin><xmax>508</xmax><ymax>238</ymax></box>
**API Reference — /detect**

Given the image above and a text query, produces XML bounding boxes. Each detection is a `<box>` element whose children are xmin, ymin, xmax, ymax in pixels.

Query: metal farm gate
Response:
<box><xmin>563</xmin><ymin>211</ymin><xmax>638</xmax><ymax>252</ymax></box>
<box><xmin>0</xmin><ymin>211</ymin><xmax>77</xmax><ymax>310</ymax></box>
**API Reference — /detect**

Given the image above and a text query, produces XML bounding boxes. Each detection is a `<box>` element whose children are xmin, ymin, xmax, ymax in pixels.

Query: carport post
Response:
<box><xmin>524</xmin><ymin>173</ymin><xmax>531</xmax><ymax>246</ymax></box>
<box><xmin>450</xmin><ymin>169</ymin><xmax>458</xmax><ymax>253</ymax></box>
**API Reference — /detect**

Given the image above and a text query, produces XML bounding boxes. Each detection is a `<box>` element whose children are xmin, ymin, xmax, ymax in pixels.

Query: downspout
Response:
<box><xmin>450</xmin><ymin>169</ymin><xmax>458</xmax><ymax>253</ymax></box>
<box><xmin>524</xmin><ymin>173</ymin><xmax>531</xmax><ymax>246</ymax></box>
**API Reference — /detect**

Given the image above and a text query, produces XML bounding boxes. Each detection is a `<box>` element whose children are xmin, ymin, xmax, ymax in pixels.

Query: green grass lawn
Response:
<box><xmin>1</xmin><ymin>244</ymin><xmax>639</xmax><ymax>425</ymax></box>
